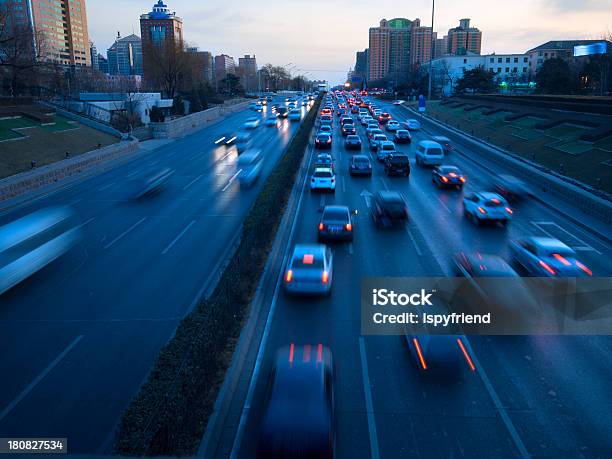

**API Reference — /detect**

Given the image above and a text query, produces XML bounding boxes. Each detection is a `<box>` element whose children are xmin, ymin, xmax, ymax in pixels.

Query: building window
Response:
<box><xmin>523</xmin><ymin>57</ymin><xmax>528</xmax><ymax>62</ymax></box>
<box><xmin>490</xmin><ymin>57</ymin><xmax>494</xmax><ymax>63</ymax></box>
<box><xmin>513</xmin><ymin>57</ymin><xmax>518</xmax><ymax>63</ymax></box>
<box><xmin>463</xmin><ymin>58</ymin><xmax>467</xmax><ymax>63</ymax></box>
<box><xmin>505</xmin><ymin>67</ymin><xmax>509</xmax><ymax>72</ymax></box>
<box><xmin>522</xmin><ymin>67</ymin><xmax>527</xmax><ymax>72</ymax></box>
<box><xmin>497</xmin><ymin>67</ymin><xmax>501</xmax><ymax>73</ymax></box>
<box><xmin>513</xmin><ymin>67</ymin><xmax>517</xmax><ymax>72</ymax></box>
<box><xmin>498</xmin><ymin>57</ymin><xmax>502</xmax><ymax>63</ymax></box>
<box><xmin>506</xmin><ymin>57</ymin><xmax>510</xmax><ymax>63</ymax></box>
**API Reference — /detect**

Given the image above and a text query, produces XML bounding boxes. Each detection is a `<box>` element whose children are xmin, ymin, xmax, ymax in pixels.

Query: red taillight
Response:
<box><xmin>345</xmin><ymin>223</ymin><xmax>352</xmax><ymax>231</ymax></box>
<box><xmin>460</xmin><ymin>177</ymin><xmax>466</xmax><ymax>183</ymax></box>
<box><xmin>412</xmin><ymin>338</ymin><xmax>427</xmax><ymax>370</ymax></box>
<box><xmin>316</xmin><ymin>343</ymin><xmax>323</xmax><ymax>363</ymax></box>
<box><xmin>285</xmin><ymin>270</ymin><xmax>293</xmax><ymax>283</ymax></box>
<box><xmin>289</xmin><ymin>342</ymin><xmax>295</xmax><ymax>364</ymax></box>
<box><xmin>505</xmin><ymin>207</ymin><xmax>513</xmax><ymax>215</ymax></box>
<box><xmin>552</xmin><ymin>253</ymin><xmax>571</xmax><ymax>266</ymax></box>
<box><xmin>442</xmin><ymin>176</ymin><xmax>449</xmax><ymax>183</ymax></box>
<box><xmin>457</xmin><ymin>338</ymin><xmax>476</xmax><ymax>372</ymax></box>
<box><xmin>318</xmin><ymin>223</ymin><xmax>325</xmax><ymax>231</ymax></box>
<box><xmin>322</xmin><ymin>271</ymin><xmax>329</xmax><ymax>284</ymax></box>
<box><xmin>539</xmin><ymin>260</ymin><xmax>557</xmax><ymax>276</ymax></box>
<box><xmin>477</xmin><ymin>207</ymin><xmax>487</xmax><ymax>215</ymax></box>
<box><xmin>576</xmin><ymin>261</ymin><xmax>593</xmax><ymax>276</ymax></box>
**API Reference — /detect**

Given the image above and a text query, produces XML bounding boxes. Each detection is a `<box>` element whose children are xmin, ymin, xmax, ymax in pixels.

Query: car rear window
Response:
<box><xmin>314</xmin><ymin>170</ymin><xmax>333</xmax><ymax>178</ymax></box>
<box><xmin>426</xmin><ymin>148</ymin><xmax>443</xmax><ymax>156</ymax></box>
<box><xmin>382</xmin><ymin>144</ymin><xmax>395</xmax><ymax>150</ymax></box>
<box><xmin>323</xmin><ymin>208</ymin><xmax>348</xmax><ymax>220</ymax></box>
<box><xmin>390</xmin><ymin>155</ymin><xmax>408</xmax><ymax>163</ymax></box>
<box><xmin>292</xmin><ymin>254</ymin><xmax>324</xmax><ymax>268</ymax></box>
<box><xmin>485</xmin><ymin>198</ymin><xmax>504</xmax><ymax>207</ymax></box>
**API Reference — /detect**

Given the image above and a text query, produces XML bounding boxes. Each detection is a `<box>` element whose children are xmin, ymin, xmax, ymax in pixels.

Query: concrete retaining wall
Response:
<box><xmin>41</xmin><ymin>102</ymin><xmax>125</xmax><ymax>139</ymax></box>
<box><xmin>149</xmin><ymin>100</ymin><xmax>250</xmax><ymax>139</ymax></box>
<box><xmin>0</xmin><ymin>140</ymin><xmax>139</xmax><ymax>203</ymax></box>
<box><xmin>403</xmin><ymin>106</ymin><xmax>612</xmax><ymax>225</ymax></box>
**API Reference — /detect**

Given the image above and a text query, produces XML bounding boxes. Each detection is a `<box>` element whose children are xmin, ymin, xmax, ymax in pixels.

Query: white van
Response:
<box><xmin>415</xmin><ymin>140</ymin><xmax>444</xmax><ymax>167</ymax></box>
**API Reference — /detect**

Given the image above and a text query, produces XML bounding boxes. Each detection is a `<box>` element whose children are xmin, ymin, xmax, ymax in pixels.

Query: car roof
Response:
<box><xmin>380</xmin><ymin>141</ymin><xmax>395</xmax><ymax>147</ymax></box>
<box><xmin>313</xmin><ymin>167</ymin><xmax>333</xmax><ymax>173</ymax></box>
<box><xmin>323</xmin><ymin>205</ymin><xmax>349</xmax><ymax>216</ymax></box>
<box><xmin>377</xmin><ymin>190</ymin><xmax>403</xmax><ymax>202</ymax></box>
<box><xmin>463</xmin><ymin>253</ymin><xmax>517</xmax><ymax>276</ymax></box>
<box><xmin>353</xmin><ymin>154</ymin><xmax>369</xmax><ymax>160</ymax></box>
<box><xmin>432</xmin><ymin>136</ymin><xmax>451</xmax><ymax>142</ymax></box>
<box><xmin>292</xmin><ymin>243</ymin><xmax>327</xmax><ymax>258</ymax></box>
<box><xmin>527</xmin><ymin>237</ymin><xmax>574</xmax><ymax>253</ymax></box>
<box><xmin>419</xmin><ymin>140</ymin><xmax>442</xmax><ymax>148</ymax></box>
<box><xmin>476</xmin><ymin>191</ymin><xmax>505</xmax><ymax>201</ymax></box>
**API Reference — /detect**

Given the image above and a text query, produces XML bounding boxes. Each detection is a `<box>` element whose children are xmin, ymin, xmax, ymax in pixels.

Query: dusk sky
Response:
<box><xmin>88</xmin><ymin>0</ymin><xmax>612</xmax><ymax>85</ymax></box>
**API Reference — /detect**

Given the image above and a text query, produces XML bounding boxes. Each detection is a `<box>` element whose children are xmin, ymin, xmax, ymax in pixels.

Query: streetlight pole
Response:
<box><xmin>427</xmin><ymin>0</ymin><xmax>435</xmax><ymax>100</ymax></box>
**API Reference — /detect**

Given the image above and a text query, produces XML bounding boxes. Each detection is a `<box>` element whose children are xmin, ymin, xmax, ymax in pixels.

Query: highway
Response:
<box><xmin>0</xmin><ymin>98</ymin><xmax>308</xmax><ymax>453</ymax></box>
<box><xmin>228</xmin><ymin>97</ymin><xmax>612</xmax><ymax>458</ymax></box>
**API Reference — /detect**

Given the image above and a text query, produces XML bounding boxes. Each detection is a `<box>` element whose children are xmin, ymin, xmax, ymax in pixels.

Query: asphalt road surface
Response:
<box><xmin>230</xmin><ymin>99</ymin><xmax>612</xmax><ymax>458</ymax></box>
<box><xmin>0</xmin><ymin>98</ymin><xmax>309</xmax><ymax>454</ymax></box>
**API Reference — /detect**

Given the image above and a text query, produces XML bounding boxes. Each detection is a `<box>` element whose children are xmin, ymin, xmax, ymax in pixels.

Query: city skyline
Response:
<box><xmin>86</xmin><ymin>0</ymin><xmax>611</xmax><ymax>85</ymax></box>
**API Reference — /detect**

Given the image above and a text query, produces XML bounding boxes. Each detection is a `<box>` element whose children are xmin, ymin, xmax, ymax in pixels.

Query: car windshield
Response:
<box><xmin>485</xmin><ymin>198</ymin><xmax>505</xmax><ymax>207</ymax></box>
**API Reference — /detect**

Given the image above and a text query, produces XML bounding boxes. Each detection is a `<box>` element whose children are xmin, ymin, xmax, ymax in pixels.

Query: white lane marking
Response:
<box><xmin>67</xmin><ymin>198</ymin><xmax>82</xmax><ymax>207</ymax></box>
<box><xmin>437</xmin><ymin>197</ymin><xmax>452</xmax><ymax>214</ymax></box>
<box><xmin>531</xmin><ymin>221</ymin><xmax>601</xmax><ymax>255</ymax></box>
<box><xmin>461</xmin><ymin>338</ymin><xmax>530</xmax><ymax>458</ymax></box>
<box><xmin>348</xmin><ymin>242</ymin><xmax>354</xmax><ymax>255</ymax></box>
<box><xmin>380</xmin><ymin>177</ymin><xmax>389</xmax><ymax>190</ymax></box>
<box><xmin>406</xmin><ymin>227</ymin><xmax>423</xmax><ymax>256</ymax></box>
<box><xmin>342</xmin><ymin>176</ymin><xmax>346</xmax><ymax>193</ymax></box>
<box><xmin>222</xmin><ymin>169</ymin><xmax>242</xmax><ymax>192</ymax></box>
<box><xmin>125</xmin><ymin>169</ymin><xmax>142</xmax><ymax>178</ymax></box>
<box><xmin>0</xmin><ymin>335</ymin><xmax>83</xmax><ymax>422</ymax></box>
<box><xmin>319</xmin><ymin>193</ymin><xmax>326</xmax><ymax>208</ymax></box>
<box><xmin>183</xmin><ymin>175</ymin><xmax>203</xmax><ymax>191</ymax></box>
<box><xmin>97</xmin><ymin>182</ymin><xmax>115</xmax><ymax>192</ymax></box>
<box><xmin>359</xmin><ymin>337</ymin><xmax>380</xmax><ymax>459</ymax></box>
<box><xmin>103</xmin><ymin>217</ymin><xmax>147</xmax><ymax>250</ymax></box>
<box><xmin>77</xmin><ymin>217</ymin><xmax>96</xmax><ymax>230</ymax></box>
<box><xmin>214</xmin><ymin>136</ymin><xmax>226</xmax><ymax>144</ymax></box>
<box><xmin>220</xmin><ymin>150</ymin><xmax>234</xmax><ymax>162</ymax></box>
<box><xmin>162</xmin><ymin>220</ymin><xmax>196</xmax><ymax>255</ymax></box>
<box><xmin>230</xmin><ymin>145</ymin><xmax>316</xmax><ymax>459</ymax></box>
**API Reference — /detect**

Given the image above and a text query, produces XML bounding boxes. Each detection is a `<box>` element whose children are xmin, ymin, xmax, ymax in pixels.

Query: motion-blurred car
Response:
<box><xmin>492</xmin><ymin>174</ymin><xmax>532</xmax><ymax>202</ymax></box>
<box><xmin>415</xmin><ymin>140</ymin><xmax>444</xmax><ymax>167</ymax></box>
<box><xmin>341</xmin><ymin>124</ymin><xmax>356</xmax><ymax>136</ymax></box>
<box><xmin>315</xmin><ymin>133</ymin><xmax>332</xmax><ymax>149</ymax></box>
<box><xmin>463</xmin><ymin>192</ymin><xmax>512</xmax><ymax>226</ymax></box>
<box><xmin>510</xmin><ymin>237</ymin><xmax>593</xmax><ymax>277</ymax></box>
<box><xmin>340</xmin><ymin>116</ymin><xmax>353</xmax><ymax>126</ymax></box>
<box><xmin>257</xmin><ymin>344</ymin><xmax>335</xmax><ymax>459</ymax></box>
<box><xmin>366</xmin><ymin>127</ymin><xmax>384</xmax><ymax>140</ymax></box>
<box><xmin>265</xmin><ymin>114</ymin><xmax>279</xmax><ymax>127</ymax></box>
<box><xmin>345</xmin><ymin>135</ymin><xmax>362</xmax><ymax>150</ymax></box>
<box><xmin>403</xmin><ymin>119</ymin><xmax>421</xmax><ymax>131</ymax></box>
<box><xmin>237</xmin><ymin>149</ymin><xmax>263</xmax><ymax>187</ymax></box>
<box><xmin>405</xmin><ymin>335</ymin><xmax>476</xmax><ymax>375</ymax></box>
<box><xmin>385</xmin><ymin>120</ymin><xmax>400</xmax><ymax>132</ymax></box>
<box><xmin>127</xmin><ymin>167</ymin><xmax>174</xmax><ymax>199</ymax></box>
<box><xmin>310</xmin><ymin>168</ymin><xmax>336</xmax><ymax>192</ymax></box>
<box><xmin>454</xmin><ymin>252</ymin><xmax>519</xmax><ymax>278</ymax></box>
<box><xmin>277</xmin><ymin>107</ymin><xmax>289</xmax><ymax>118</ymax></box>
<box><xmin>376</xmin><ymin>141</ymin><xmax>397</xmax><ymax>161</ymax></box>
<box><xmin>284</xmin><ymin>244</ymin><xmax>334</xmax><ymax>295</ymax></box>
<box><xmin>393</xmin><ymin>129</ymin><xmax>412</xmax><ymax>144</ymax></box>
<box><xmin>384</xmin><ymin>154</ymin><xmax>410</xmax><ymax>177</ymax></box>
<box><xmin>244</xmin><ymin>117</ymin><xmax>260</xmax><ymax>129</ymax></box>
<box><xmin>392</xmin><ymin>100</ymin><xmax>405</xmax><ymax>105</ymax></box>
<box><xmin>249</xmin><ymin>103</ymin><xmax>263</xmax><ymax>112</ymax></box>
<box><xmin>318</xmin><ymin>205</ymin><xmax>354</xmax><ymax>242</ymax></box>
<box><xmin>318</xmin><ymin>125</ymin><xmax>333</xmax><ymax>137</ymax></box>
<box><xmin>288</xmin><ymin>109</ymin><xmax>302</xmax><ymax>121</ymax></box>
<box><xmin>0</xmin><ymin>207</ymin><xmax>82</xmax><ymax>296</ymax></box>
<box><xmin>371</xmin><ymin>191</ymin><xmax>409</xmax><ymax>227</ymax></box>
<box><xmin>432</xmin><ymin>136</ymin><xmax>454</xmax><ymax>154</ymax></box>
<box><xmin>349</xmin><ymin>155</ymin><xmax>372</xmax><ymax>176</ymax></box>
<box><xmin>432</xmin><ymin>165</ymin><xmax>466</xmax><ymax>189</ymax></box>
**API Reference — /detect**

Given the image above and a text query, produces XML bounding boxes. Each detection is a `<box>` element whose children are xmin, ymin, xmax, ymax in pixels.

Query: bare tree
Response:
<box><xmin>144</xmin><ymin>40</ymin><xmax>201</xmax><ymax>98</ymax></box>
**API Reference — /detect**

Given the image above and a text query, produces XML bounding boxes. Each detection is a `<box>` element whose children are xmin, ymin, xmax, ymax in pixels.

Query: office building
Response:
<box><xmin>525</xmin><ymin>40</ymin><xmax>608</xmax><ymax>76</ymax></box>
<box><xmin>368</xmin><ymin>18</ymin><xmax>414</xmax><ymax>81</ymax></box>
<box><xmin>107</xmin><ymin>33</ymin><xmax>143</xmax><ymax>76</ymax></box>
<box><xmin>0</xmin><ymin>0</ymin><xmax>90</xmax><ymax>66</ymax></box>
<box><xmin>410</xmin><ymin>19</ymin><xmax>434</xmax><ymax>69</ymax></box>
<box><xmin>238</xmin><ymin>55</ymin><xmax>258</xmax><ymax>92</ymax></box>
<box><xmin>186</xmin><ymin>47</ymin><xmax>214</xmax><ymax>82</ymax></box>
<box><xmin>214</xmin><ymin>54</ymin><xmax>236</xmax><ymax>83</ymax></box>
<box><xmin>140</xmin><ymin>0</ymin><xmax>183</xmax><ymax>80</ymax></box>
<box><xmin>354</xmin><ymin>49</ymin><xmax>369</xmax><ymax>81</ymax></box>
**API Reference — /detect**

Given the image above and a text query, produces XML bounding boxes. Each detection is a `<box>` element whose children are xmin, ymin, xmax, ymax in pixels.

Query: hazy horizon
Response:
<box><xmin>88</xmin><ymin>0</ymin><xmax>612</xmax><ymax>85</ymax></box>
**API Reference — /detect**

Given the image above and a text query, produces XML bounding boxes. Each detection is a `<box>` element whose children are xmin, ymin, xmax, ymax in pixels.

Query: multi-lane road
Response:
<box><xmin>227</xmin><ymin>98</ymin><xmax>612</xmax><ymax>458</ymax></box>
<box><xmin>0</xmin><ymin>98</ymin><xmax>307</xmax><ymax>453</ymax></box>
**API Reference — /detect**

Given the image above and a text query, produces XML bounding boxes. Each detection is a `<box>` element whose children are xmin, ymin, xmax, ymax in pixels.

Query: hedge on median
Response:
<box><xmin>114</xmin><ymin>95</ymin><xmax>322</xmax><ymax>456</ymax></box>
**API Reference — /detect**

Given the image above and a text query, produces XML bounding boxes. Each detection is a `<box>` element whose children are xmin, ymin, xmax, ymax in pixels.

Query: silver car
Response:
<box><xmin>284</xmin><ymin>244</ymin><xmax>333</xmax><ymax>295</ymax></box>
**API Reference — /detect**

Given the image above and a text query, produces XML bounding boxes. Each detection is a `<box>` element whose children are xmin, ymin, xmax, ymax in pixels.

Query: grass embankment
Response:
<box><xmin>412</xmin><ymin>100</ymin><xmax>611</xmax><ymax>194</ymax></box>
<box><xmin>114</xmin><ymin>96</ymin><xmax>322</xmax><ymax>456</ymax></box>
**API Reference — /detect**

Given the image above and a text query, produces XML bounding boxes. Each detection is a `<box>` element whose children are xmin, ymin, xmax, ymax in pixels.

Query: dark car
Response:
<box><xmin>277</xmin><ymin>107</ymin><xmax>289</xmax><ymax>118</ymax></box>
<box><xmin>394</xmin><ymin>129</ymin><xmax>412</xmax><ymax>144</ymax></box>
<box><xmin>345</xmin><ymin>135</ymin><xmax>362</xmax><ymax>150</ymax></box>
<box><xmin>349</xmin><ymin>154</ymin><xmax>372</xmax><ymax>176</ymax></box>
<box><xmin>378</xmin><ymin>112</ymin><xmax>392</xmax><ymax>124</ymax></box>
<box><xmin>315</xmin><ymin>133</ymin><xmax>332</xmax><ymax>149</ymax></box>
<box><xmin>384</xmin><ymin>154</ymin><xmax>410</xmax><ymax>177</ymax></box>
<box><xmin>318</xmin><ymin>205</ymin><xmax>353</xmax><ymax>241</ymax></box>
<box><xmin>492</xmin><ymin>174</ymin><xmax>532</xmax><ymax>202</ymax></box>
<box><xmin>258</xmin><ymin>344</ymin><xmax>335</xmax><ymax>459</ymax></box>
<box><xmin>340</xmin><ymin>116</ymin><xmax>354</xmax><ymax>126</ymax></box>
<box><xmin>315</xmin><ymin>153</ymin><xmax>334</xmax><ymax>170</ymax></box>
<box><xmin>432</xmin><ymin>165</ymin><xmax>466</xmax><ymax>189</ymax></box>
<box><xmin>127</xmin><ymin>167</ymin><xmax>174</xmax><ymax>199</ymax></box>
<box><xmin>432</xmin><ymin>136</ymin><xmax>454</xmax><ymax>154</ymax></box>
<box><xmin>341</xmin><ymin>124</ymin><xmax>356</xmax><ymax>136</ymax></box>
<box><xmin>371</xmin><ymin>191</ymin><xmax>408</xmax><ymax>227</ymax></box>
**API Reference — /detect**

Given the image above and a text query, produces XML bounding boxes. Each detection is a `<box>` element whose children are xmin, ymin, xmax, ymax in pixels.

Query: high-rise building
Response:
<box><xmin>90</xmin><ymin>42</ymin><xmax>99</xmax><ymax>70</ymax></box>
<box><xmin>354</xmin><ymin>49</ymin><xmax>369</xmax><ymax>81</ymax></box>
<box><xmin>97</xmin><ymin>54</ymin><xmax>109</xmax><ymax>74</ymax></box>
<box><xmin>214</xmin><ymin>54</ymin><xmax>236</xmax><ymax>83</ymax></box>
<box><xmin>238</xmin><ymin>55</ymin><xmax>258</xmax><ymax>92</ymax></box>
<box><xmin>107</xmin><ymin>33</ymin><xmax>143</xmax><ymax>76</ymax></box>
<box><xmin>433</xmin><ymin>36</ymin><xmax>448</xmax><ymax>59</ymax></box>
<box><xmin>447</xmin><ymin>18</ymin><xmax>482</xmax><ymax>55</ymax></box>
<box><xmin>186</xmin><ymin>47</ymin><xmax>214</xmax><ymax>82</ymax></box>
<box><xmin>0</xmin><ymin>0</ymin><xmax>90</xmax><ymax>66</ymax></box>
<box><xmin>140</xmin><ymin>0</ymin><xmax>183</xmax><ymax>80</ymax></box>
<box><xmin>410</xmin><ymin>19</ymin><xmax>434</xmax><ymax>69</ymax></box>
<box><xmin>368</xmin><ymin>18</ymin><xmax>413</xmax><ymax>82</ymax></box>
